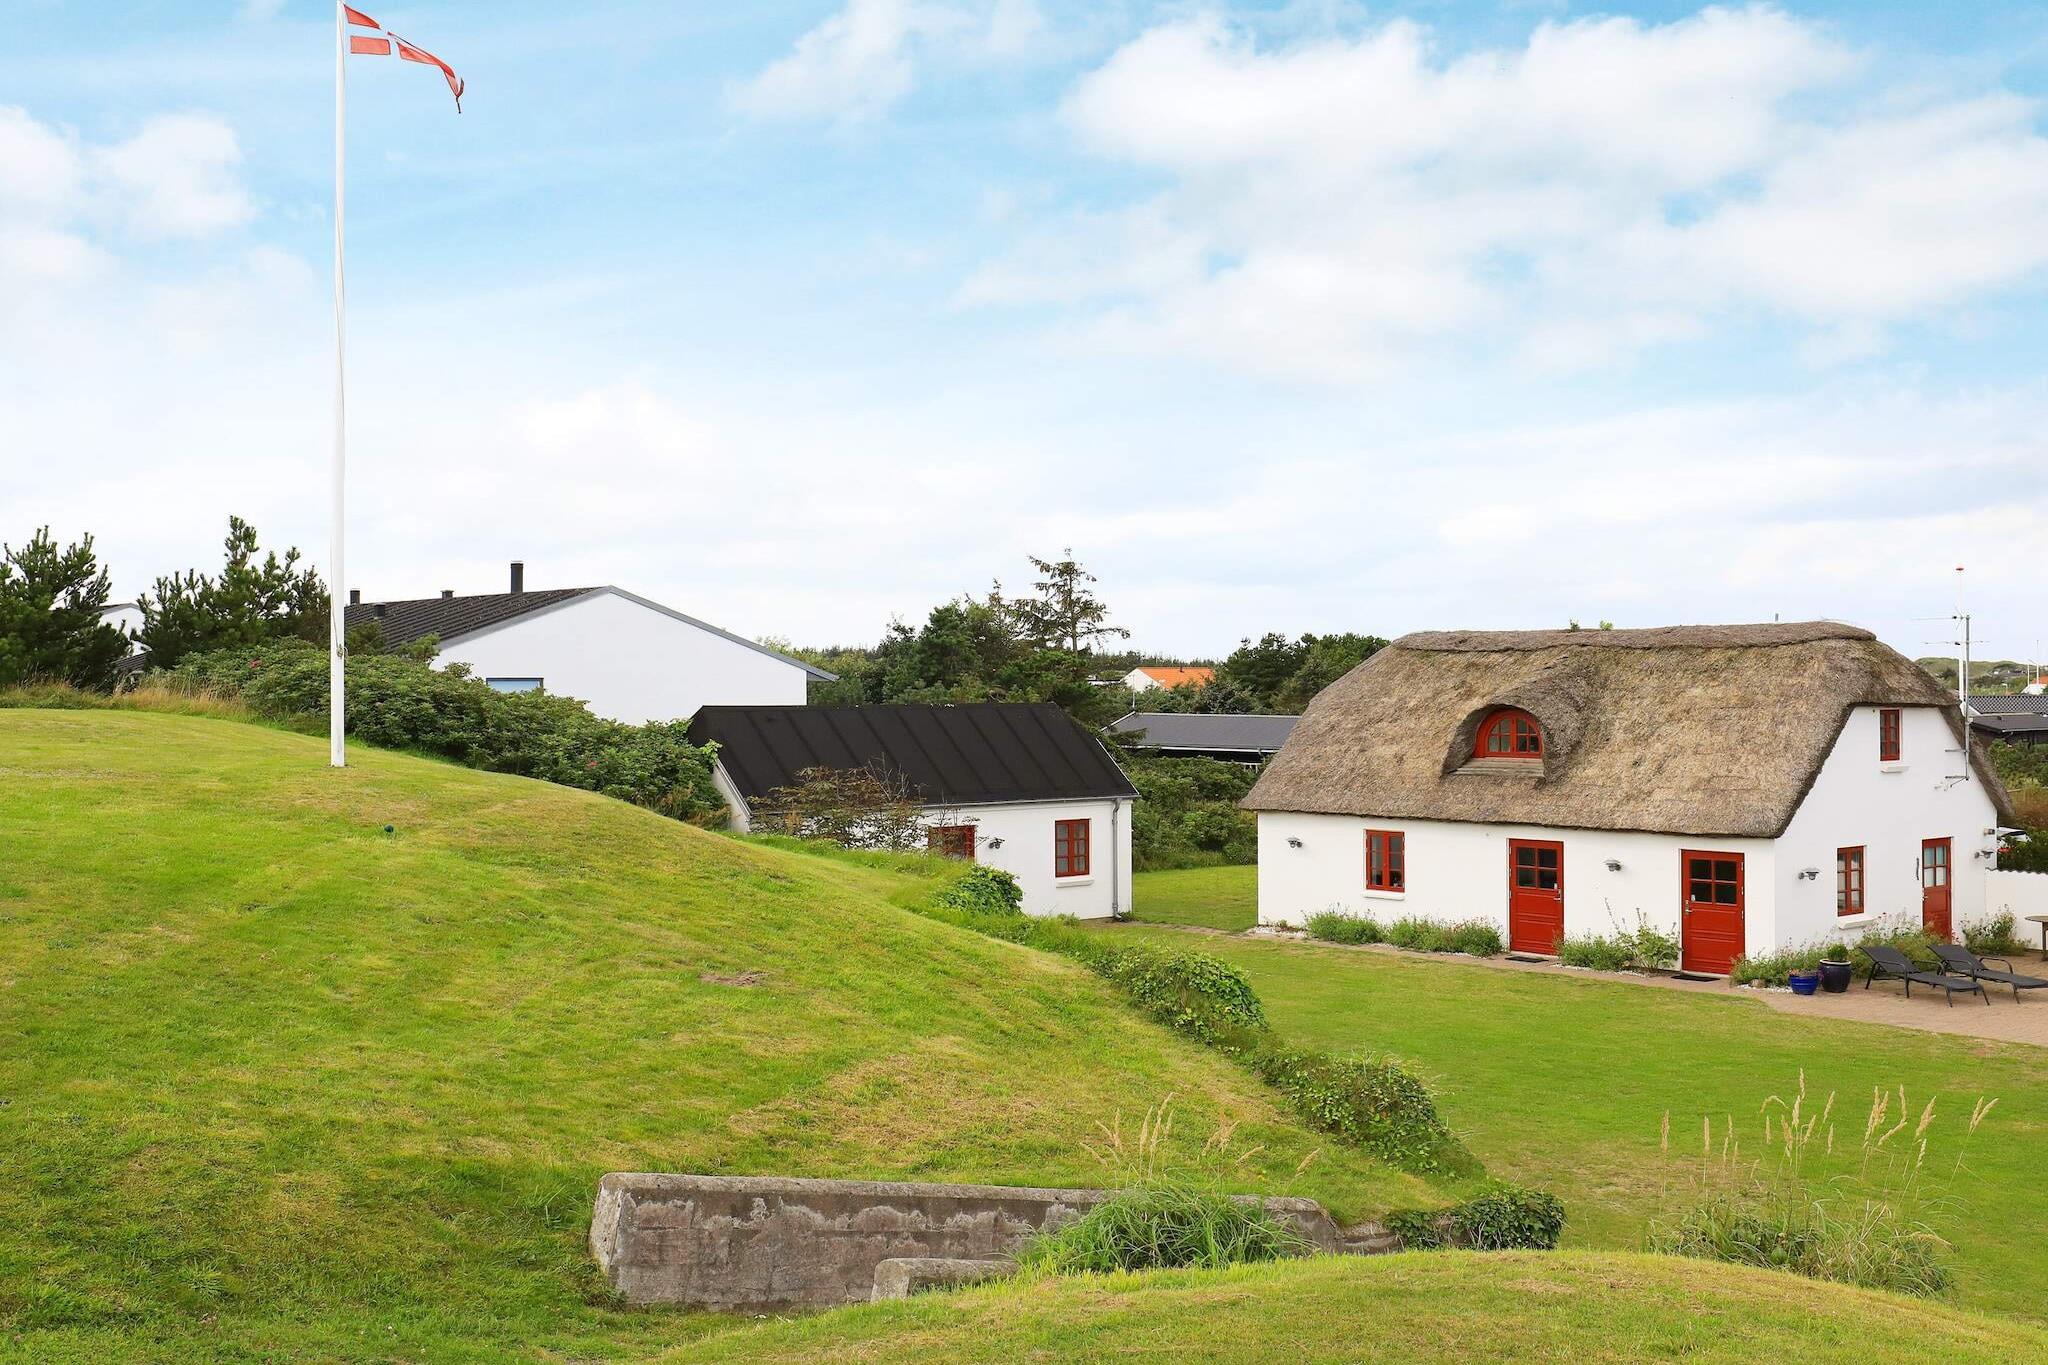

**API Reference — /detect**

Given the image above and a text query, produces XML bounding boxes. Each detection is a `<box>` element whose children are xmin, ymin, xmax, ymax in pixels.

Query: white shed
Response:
<box><xmin>688</xmin><ymin>702</ymin><xmax>1139</xmax><ymax>920</ymax></box>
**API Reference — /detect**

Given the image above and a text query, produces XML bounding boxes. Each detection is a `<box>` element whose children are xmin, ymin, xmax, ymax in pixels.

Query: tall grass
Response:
<box><xmin>1023</xmin><ymin>1099</ymin><xmax>1318</xmax><ymax>1275</ymax></box>
<box><xmin>1645</xmin><ymin>1073</ymin><xmax>1999</xmax><ymax>1297</ymax></box>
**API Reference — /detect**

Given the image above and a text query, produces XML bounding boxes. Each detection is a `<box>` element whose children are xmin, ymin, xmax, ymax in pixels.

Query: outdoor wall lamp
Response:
<box><xmin>1604</xmin><ymin>859</ymin><xmax>1622</xmax><ymax>872</ymax></box>
<box><xmin>986</xmin><ymin>837</ymin><xmax>1004</xmax><ymax>850</ymax></box>
<box><xmin>1287</xmin><ymin>837</ymin><xmax>1304</xmax><ymax>849</ymax></box>
<box><xmin>1798</xmin><ymin>867</ymin><xmax>1820</xmax><ymax>880</ymax></box>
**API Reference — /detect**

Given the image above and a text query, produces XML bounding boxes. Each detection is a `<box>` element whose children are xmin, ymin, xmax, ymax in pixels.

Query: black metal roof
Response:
<box><xmin>688</xmin><ymin>703</ymin><xmax>1139</xmax><ymax>808</ymax></box>
<box><xmin>1969</xmin><ymin>695</ymin><xmax>2048</xmax><ymax>716</ymax></box>
<box><xmin>344</xmin><ymin>586</ymin><xmax>832</xmax><ymax>678</ymax></box>
<box><xmin>1971</xmin><ymin>712</ymin><xmax>2048</xmax><ymax>737</ymax></box>
<box><xmin>1107</xmin><ymin>711</ymin><xmax>1301</xmax><ymax>754</ymax></box>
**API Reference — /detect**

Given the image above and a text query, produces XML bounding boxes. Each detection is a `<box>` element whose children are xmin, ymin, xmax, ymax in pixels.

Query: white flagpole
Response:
<box><xmin>329</xmin><ymin>0</ymin><xmax>348</xmax><ymax>768</ymax></box>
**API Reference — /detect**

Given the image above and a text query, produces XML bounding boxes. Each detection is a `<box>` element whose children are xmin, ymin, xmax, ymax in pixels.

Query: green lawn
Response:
<box><xmin>0</xmin><ymin>710</ymin><xmax>1423</xmax><ymax>1362</ymax></box>
<box><xmin>1132</xmin><ymin>864</ymin><xmax>1256</xmax><ymax>931</ymax></box>
<box><xmin>1100</xmin><ymin>923</ymin><xmax>2048</xmax><ymax>1324</ymax></box>
<box><xmin>661</xmin><ymin>1251</ymin><xmax>2048</xmax><ymax>1363</ymax></box>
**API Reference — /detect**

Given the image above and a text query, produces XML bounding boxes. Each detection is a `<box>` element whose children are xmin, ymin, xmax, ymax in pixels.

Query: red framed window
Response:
<box><xmin>927</xmin><ymin>825</ymin><xmax>976</xmax><ymax>861</ymax></box>
<box><xmin>1054</xmin><ymin>819</ymin><xmax>1091</xmax><ymax>878</ymax></box>
<box><xmin>1366</xmin><ymin>830</ymin><xmax>1405</xmax><ymax>892</ymax></box>
<box><xmin>1475</xmin><ymin>708</ymin><xmax>1543</xmax><ymax>759</ymax></box>
<box><xmin>1836</xmin><ymin>846</ymin><xmax>1864</xmax><ymax>916</ymax></box>
<box><xmin>1878</xmin><ymin>708</ymin><xmax>1901</xmax><ymax>762</ymax></box>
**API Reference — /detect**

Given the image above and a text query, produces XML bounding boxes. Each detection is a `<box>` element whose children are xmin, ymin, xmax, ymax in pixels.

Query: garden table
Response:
<box><xmin>2028</xmin><ymin>914</ymin><xmax>2048</xmax><ymax>961</ymax></box>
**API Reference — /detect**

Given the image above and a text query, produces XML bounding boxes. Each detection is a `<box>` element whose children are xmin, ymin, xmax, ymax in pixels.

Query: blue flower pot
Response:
<box><xmin>1788</xmin><ymin>971</ymin><xmax>1820</xmax><ymax>996</ymax></box>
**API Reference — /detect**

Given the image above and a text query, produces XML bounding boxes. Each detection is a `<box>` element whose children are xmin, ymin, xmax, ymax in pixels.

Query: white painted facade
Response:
<box><xmin>1258</xmin><ymin>705</ymin><xmax>2006</xmax><ymax>961</ymax></box>
<box><xmin>718</xmin><ymin>769</ymin><xmax>1133</xmax><ymax>920</ymax></box>
<box><xmin>1987</xmin><ymin>870</ymin><xmax>2048</xmax><ymax>940</ymax></box>
<box><xmin>433</xmin><ymin>589</ymin><xmax>817</xmax><ymax>725</ymax></box>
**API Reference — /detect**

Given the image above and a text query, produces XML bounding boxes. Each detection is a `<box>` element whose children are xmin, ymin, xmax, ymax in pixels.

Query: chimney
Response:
<box><xmin>348</xmin><ymin>589</ymin><xmax>361</xmax><ymax>606</ymax></box>
<box><xmin>372</xmin><ymin>603</ymin><xmax>387</xmax><ymax>619</ymax></box>
<box><xmin>509</xmin><ymin>560</ymin><xmax>525</xmax><ymax>593</ymax></box>
<box><xmin>441</xmin><ymin>589</ymin><xmax>454</xmax><ymax>598</ymax></box>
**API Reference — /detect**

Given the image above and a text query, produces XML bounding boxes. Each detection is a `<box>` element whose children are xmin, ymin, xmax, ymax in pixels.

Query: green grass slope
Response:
<box><xmin>1106</xmin><ymin>916</ymin><xmax>2048</xmax><ymax>1323</ymax></box>
<box><xmin>0</xmin><ymin>710</ymin><xmax>1425</xmax><ymax>1363</ymax></box>
<box><xmin>669</xmin><ymin>1251</ymin><xmax>2048</xmax><ymax>1363</ymax></box>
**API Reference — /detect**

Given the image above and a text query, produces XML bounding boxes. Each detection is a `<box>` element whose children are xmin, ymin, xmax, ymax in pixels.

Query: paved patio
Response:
<box><xmin>1236</xmin><ymin>926</ymin><xmax>2048</xmax><ymax>1049</ymax></box>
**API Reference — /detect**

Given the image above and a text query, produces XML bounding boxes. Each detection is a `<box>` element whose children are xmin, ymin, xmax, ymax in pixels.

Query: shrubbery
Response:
<box><xmin>1094</xmin><ymin>947</ymin><xmax>1267</xmax><ymax>1045</ymax></box>
<box><xmin>1557</xmin><ymin>917</ymin><xmax>1680</xmax><ymax>974</ymax></box>
<box><xmin>1243</xmin><ymin>1042</ymin><xmax>1471</xmax><ymax>1176</ymax></box>
<box><xmin>930</xmin><ymin>864</ymin><xmax>1025</xmax><ymax>916</ymax></box>
<box><xmin>1384</xmin><ymin>917</ymin><xmax>1503</xmax><ymax>957</ymax></box>
<box><xmin>156</xmin><ymin>642</ymin><xmax>724</xmax><ymax>821</ymax></box>
<box><xmin>1304</xmin><ymin>910</ymin><xmax>1382</xmax><ymax>945</ymax></box>
<box><xmin>1122</xmin><ymin>750</ymin><xmax>1258</xmax><ymax>870</ymax></box>
<box><xmin>1646</xmin><ymin>1191</ymin><xmax>1951</xmax><ymax>1298</ymax></box>
<box><xmin>1962</xmin><ymin>911</ymin><xmax>2028</xmax><ymax>957</ymax></box>
<box><xmin>1387</xmin><ymin>1181</ymin><xmax>1567</xmax><ymax>1251</ymax></box>
<box><xmin>1019</xmin><ymin>1187</ymin><xmax>1311</xmax><ymax>1275</ymax></box>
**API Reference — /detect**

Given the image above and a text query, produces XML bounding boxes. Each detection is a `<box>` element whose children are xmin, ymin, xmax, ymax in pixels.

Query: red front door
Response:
<box><xmin>1681</xmin><ymin>851</ymin><xmax>1745</xmax><ymax>976</ymax></box>
<box><xmin>1921</xmin><ymin>838</ymin><xmax>1953</xmax><ymax>940</ymax></box>
<box><xmin>1507</xmin><ymin>839</ymin><xmax>1565</xmax><ymax>955</ymax></box>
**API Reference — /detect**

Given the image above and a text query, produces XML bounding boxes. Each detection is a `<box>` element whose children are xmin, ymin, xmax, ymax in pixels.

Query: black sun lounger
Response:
<box><xmin>1860</xmin><ymin>944</ymin><xmax>1988</xmax><ymax>1007</ymax></box>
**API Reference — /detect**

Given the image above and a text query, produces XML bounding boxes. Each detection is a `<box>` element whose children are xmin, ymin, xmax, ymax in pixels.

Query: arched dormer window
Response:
<box><xmin>1475</xmin><ymin>707</ymin><xmax>1543</xmax><ymax>760</ymax></box>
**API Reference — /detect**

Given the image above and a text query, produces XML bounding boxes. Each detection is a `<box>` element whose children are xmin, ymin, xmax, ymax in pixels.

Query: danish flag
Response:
<box><xmin>345</xmin><ymin>6</ymin><xmax>465</xmax><ymax>111</ymax></box>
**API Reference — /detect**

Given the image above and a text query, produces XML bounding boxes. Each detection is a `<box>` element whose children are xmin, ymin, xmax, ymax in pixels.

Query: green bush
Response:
<box><xmin>1382</xmin><ymin>917</ymin><xmax>1503</xmax><ymax>957</ymax></box>
<box><xmin>1121</xmin><ymin>751</ymin><xmax>1259</xmax><ymax>871</ymax></box>
<box><xmin>1387</xmin><ymin>1181</ymin><xmax>1567</xmax><ymax>1251</ymax></box>
<box><xmin>1094</xmin><ymin>947</ymin><xmax>1267</xmax><ymax>1045</ymax></box>
<box><xmin>930</xmin><ymin>864</ymin><xmax>1024</xmax><ymax>916</ymax></box>
<box><xmin>1558</xmin><ymin>917</ymin><xmax>1681</xmax><ymax>973</ymax></box>
<box><xmin>1962</xmin><ymin>911</ymin><xmax>2028</xmax><ymax>957</ymax></box>
<box><xmin>1244</xmin><ymin>1042</ymin><xmax>1470</xmax><ymax>1176</ymax></box>
<box><xmin>155</xmin><ymin>642</ymin><xmax>723</xmax><ymax>821</ymax></box>
<box><xmin>1646</xmin><ymin>1190</ymin><xmax>1951</xmax><ymax>1298</ymax></box>
<box><xmin>1304</xmin><ymin>910</ymin><xmax>1383</xmax><ymax>945</ymax></box>
<box><xmin>1018</xmin><ymin>1186</ymin><xmax>1312</xmax><ymax>1275</ymax></box>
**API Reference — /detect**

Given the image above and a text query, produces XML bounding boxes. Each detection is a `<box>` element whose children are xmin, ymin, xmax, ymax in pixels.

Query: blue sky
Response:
<box><xmin>4</xmin><ymin>2</ymin><xmax>2047</xmax><ymax>666</ymax></box>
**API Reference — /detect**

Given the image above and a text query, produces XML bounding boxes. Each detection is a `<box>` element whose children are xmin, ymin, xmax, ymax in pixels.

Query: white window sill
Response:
<box><xmin>1833</xmin><ymin>913</ymin><xmax>1877</xmax><ymax>928</ymax></box>
<box><xmin>1056</xmin><ymin>876</ymin><xmax>1095</xmax><ymax>888</ymax></box>
<box><xmin>1879</xmin><ymin>762</ymin><xmax>1907</xmax><ymax>774</ymax></box>
<box><xmin>1359</xmin><ymin>888</ymin><xmax>1407</xmax><ymax>902</ymax></box>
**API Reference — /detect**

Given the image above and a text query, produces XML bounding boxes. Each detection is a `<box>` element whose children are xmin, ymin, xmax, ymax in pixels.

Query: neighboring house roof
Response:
<box><xmin>1130</xmin><ymin>666</ymin><xmax>1214</xmax><ymax>688</ymax></box>
<box><xmin>1109</xmin><ymin>711</ymin><xmax>1300</xmax><ymax>755</ymax></box>
<box><xmin>1968</xmin><ymin>694</ymin><xmax>2048</xmax><ymax>715</ymax></box>
<box><xmin>1972</xmin><ymin>713</ymin><xmax>2048</xmax><ymax>740</ymax></box>
<box><xmin>344</xmin><ymin>586</ymin><xmax>833</xmax><ymax>679</ymax></box>
<box><xmin>688</xmin><ymin>703</ymin><xmax>1139</xmax><ymax>809</ymax></box>
<box><xmin>1245</xmin><ymin>621</ymin><xmax>2015</xmax><ymax>837</ymax></box>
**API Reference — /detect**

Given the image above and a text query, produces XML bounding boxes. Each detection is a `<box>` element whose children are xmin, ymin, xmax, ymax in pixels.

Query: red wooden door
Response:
<box><xmin>1681</xmin><ymin>851</ymin><xmax>1745</xmax><ymax>975</ymax></box>
<box><xmin>1507</xmin><ymin>839</ymin><xmax>1565</xmax><ymax>955</ymax></box>
<box><xmin>1921</xmin><ymin>838</ymin><xmax>1953</xmax><ymax>940</ymax></box>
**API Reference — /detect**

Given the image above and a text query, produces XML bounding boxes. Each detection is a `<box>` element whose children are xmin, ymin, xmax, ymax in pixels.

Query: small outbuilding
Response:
<box><xmin>1108</xmin><ymin>711</ymin><xmax>1299</xmax><ymax>764</ymax></box>
<box><xmin>1246</xmin><ymin>623</ymin><xmax>2017</xmax><ymax>974</ymax></box>
<box><xmin>688</xmin><ymin>703</ymin><xmax>1138</xmax><ymax>919</ymax></box>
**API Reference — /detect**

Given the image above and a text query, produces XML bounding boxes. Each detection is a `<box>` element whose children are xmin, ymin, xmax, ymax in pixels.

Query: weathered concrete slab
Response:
<box><xmin>871</xmin><ymin>1256</ymin><xmax>1012</xmax><ymax>1301</ymax></box>
<box><xmin>590</xmin><ymin>1172</ymin><xmax>1395</xmax><ymax>1311</ymax></box>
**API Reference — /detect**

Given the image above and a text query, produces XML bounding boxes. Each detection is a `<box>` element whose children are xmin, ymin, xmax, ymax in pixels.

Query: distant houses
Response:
<box><xmin>345</xmin><ymin>562</ymin><xmax>831</xmax><ymax>724</ymax></box>
<box><xmin>688</xmin><ymin>702</ymin><xmax>1137</xmax><ymax>919</ymax></box>
<box><xmin>1247</xmin><ymin>623</ymin><xmax>2016</xmax><ymax>974</ymax></box>
<box><xmin>1109</xmin><ymin>711</ymin><xmax>1298</xmax><ymax>764</ymax></box>
<box><xmin>1121</xmin><ymin>665</ymin><xmax>1213</xmax><ymax>692</ymax></box>
<box><xmin>1969</xmin><ymin>693</ymin><xmax>2048</xmax><ymax>749</ymax></box>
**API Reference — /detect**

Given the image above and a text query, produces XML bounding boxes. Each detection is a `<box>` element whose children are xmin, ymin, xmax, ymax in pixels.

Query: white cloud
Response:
<box><xmin>966</xmin><ymin>5</ymin><xmax>2048</xmax><ymax>378</ymax></box>
<box><xmin>92</xmin><ymin>113</ymin><xmax>255</xmax><ymax>240</ymax></box>
<box><xmin>730</xmin><ymin>0</ymin><xmax>1048</xmax><ymax>121</ymax></box>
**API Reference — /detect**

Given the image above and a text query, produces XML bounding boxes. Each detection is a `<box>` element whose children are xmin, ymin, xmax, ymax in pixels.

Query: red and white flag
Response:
<box><xmin>345</xmin><ymin>6</ymin><xmax>465</xmax><ymax>111</ymax></box>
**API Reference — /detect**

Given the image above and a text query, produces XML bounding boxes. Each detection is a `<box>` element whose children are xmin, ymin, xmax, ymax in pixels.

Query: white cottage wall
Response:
<box><xmin>433</xmin><ymin>590</ymin><xmax>812</xmax><ymax>725</ymax></box>
<box><xmin>936</xmin><ymin>798</ymin><xmax>1133</xmax><ymax>920</ymax></box>
<box><xmin>1773</xmin><ymin>706</ymin><xmax>2002</xmax><ymax>945</ymax></box>
<box><xmin>1256</xmin><ymin>811</ymin><xmax>1776</xmax><ymax>960</ymax></box>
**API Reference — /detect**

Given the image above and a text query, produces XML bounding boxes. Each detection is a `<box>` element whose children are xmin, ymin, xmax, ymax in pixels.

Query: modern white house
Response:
<box><xmin>345</xmin><ymin>562</ymin><xmax>831</xmax><ymax>725</ymax></box>
<box><xmin>688</xmin><ymin>702</ymin><xmax>1138</xmax><ymax>919</ymax></box>
<box><xmin>1246</xmin><ymin>623</ymin><xmax>2018</xmax><ymax>975</ymax></box>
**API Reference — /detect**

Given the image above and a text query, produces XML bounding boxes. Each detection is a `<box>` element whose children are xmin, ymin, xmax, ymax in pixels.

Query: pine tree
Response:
<box><xmin>137</xmin><ymin>516</ymin><xmax>328</xmax><ymax>670</ymax></box>
<box><xmin>0</xmin><ymin>528</ymin><xmax>131</xmax><ymax>691</ymax></box>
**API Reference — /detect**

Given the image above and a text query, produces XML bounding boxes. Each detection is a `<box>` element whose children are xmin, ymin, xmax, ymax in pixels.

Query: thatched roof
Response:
<box><xmin>1245</xmin><ymin>622</ymin><xmax>2016</xmax><ymax>837</ymax></box>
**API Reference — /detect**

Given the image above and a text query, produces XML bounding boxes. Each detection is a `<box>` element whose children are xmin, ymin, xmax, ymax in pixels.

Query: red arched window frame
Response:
<box><xmin>1475</xmin><ymin>708</ymin><xmax>1543</xmax><ymax>759</ymax></box>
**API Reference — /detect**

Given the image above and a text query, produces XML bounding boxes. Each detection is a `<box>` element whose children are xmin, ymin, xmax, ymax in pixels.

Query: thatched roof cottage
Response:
<box><xmin>1245</xmin><ymin>623</ymin><xmax>2016</xmax><ymax>974</ymax></box>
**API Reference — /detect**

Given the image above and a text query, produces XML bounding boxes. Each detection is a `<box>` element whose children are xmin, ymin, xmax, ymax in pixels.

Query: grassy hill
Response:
<box><xmin>666</xmin><ymin>1252</ymin><xmax>2048</xmax><ymax>1362</ymax></box>
<box><xmin>0</xmin><ymin>709</ymin><xmax>1423</xmax><ymax>1362</ymax></box>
